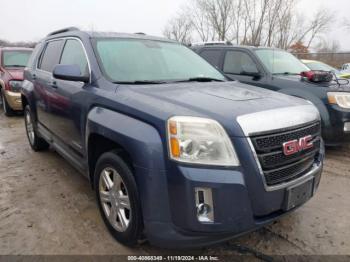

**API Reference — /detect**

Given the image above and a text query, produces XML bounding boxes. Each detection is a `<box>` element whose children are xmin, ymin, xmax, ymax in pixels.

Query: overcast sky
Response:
<box><xmin>0</xmin><ymin>0</ymin><xmax>349</xmax><ymax>50</ymax></box>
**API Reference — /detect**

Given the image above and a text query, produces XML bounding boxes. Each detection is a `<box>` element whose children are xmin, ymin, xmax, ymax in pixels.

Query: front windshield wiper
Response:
<box><xmin>114</xmin><ymin>77</ymin><xmax>225</xmax><ymax>85</ymax></box>
<box><xmin>5</xmin><ymin>65</ymin><xmax>25</xmax><ymax>68</ymax></box>
<box><xmin>172</xmin><ymin>77</ymin><xmax>225</xmax><ymax>83</ymax></box>
<box><xmin>272</xmin><ymin>72</ymin><xmax>300</xmax><ymax>76</ymax></box>
<box><xmin>113</xmin><ymin>80</ymin><xmax>168</xmax><ymax>85</ymax></box>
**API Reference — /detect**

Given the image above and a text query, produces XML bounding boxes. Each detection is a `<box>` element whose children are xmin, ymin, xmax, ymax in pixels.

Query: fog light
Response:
<box><xmin>344</xmin><ymin>122</ymin><xmax>350</xmax><ymax>132</ymax></box>
<box><xmin>195</xmin><ymin>187</ymin><xmax>214</xmax><ymax>223</ymax></box>
<box><xmin>197</xmin><ymin>203</ymin><xmax>211</xmax><ymax>215</ymax></box>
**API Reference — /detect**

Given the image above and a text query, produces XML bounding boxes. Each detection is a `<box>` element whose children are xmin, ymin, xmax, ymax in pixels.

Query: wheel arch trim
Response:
<box><xmin>86</xmin><ymin>107</ymin><xmax>166</xmax><ymax>174</ymax></box>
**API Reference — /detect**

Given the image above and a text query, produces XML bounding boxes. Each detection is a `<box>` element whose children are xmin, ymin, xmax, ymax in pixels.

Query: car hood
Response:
<box><xmin>274</xmin><ymin>75</ymin><xmax>350</xmax><ymax>92</ymax></box>
<box><xmin>116</xmin><ymin>81</ymin><xmax>315</xmax><ymax>137</ymax></box>
<box><xmin>274</xmin><ymin>74</ymin><xmax>330</xmax><ymax>86</ymax></box>
<box><xmin>339</xmin><ymin>73</ymin><xmax>350</xmax><ymax>79</ymax></box>
<box><xmin>274</xmin><ymin>74</ymin><xmax>350</xmax><ymax>88</ymax></box>
<box><xmin>5</xmin><ymin>68</ymin><xmax>24</xmax><ymax>80</ymax></box>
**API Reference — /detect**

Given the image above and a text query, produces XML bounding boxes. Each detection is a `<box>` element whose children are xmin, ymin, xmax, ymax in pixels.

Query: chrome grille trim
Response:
<box><xmin>236</xmin><ymin>105</ymin><xmax>320</xmax><ymax>137</ymax></box>
<box><xmin>236</xmin><ymin>105</ymin><xmax>321</xmax><ymax>191</ymax></box>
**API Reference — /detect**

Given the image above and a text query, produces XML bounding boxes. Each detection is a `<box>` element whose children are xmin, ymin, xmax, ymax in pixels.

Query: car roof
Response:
<box><xmin>301</xmin><ymin>59</ymin><xmax>319</xmax><ymax>63</ymax></box>
<box><xmin>45</xmin><ymin>28</ymin><xmax>177</xmax><ymax>44</ymax></box>
<box><xmin>191</xmin><ymin>44</ymin><xmax>283</xmax><ymax>51</ymax></box>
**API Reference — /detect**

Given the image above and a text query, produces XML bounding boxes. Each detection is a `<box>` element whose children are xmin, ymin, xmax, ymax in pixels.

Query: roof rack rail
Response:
<box><xmin>47</xmin><ymin>27</ymin><xmax>80</xmax><ymax>37</ymax></box>
<box><xmin>134</xmin><ymin>32</ymin><xmax>146</xmax><ymax>35</ymax></box>
<box><xmin>190</xmin><ymin>41</ymin><xmax>232</xmax><ymax>47</ymax></box>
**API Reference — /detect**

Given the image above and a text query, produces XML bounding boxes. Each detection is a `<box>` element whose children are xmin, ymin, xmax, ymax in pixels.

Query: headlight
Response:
<box><xmin>328</xmin><ymin>92</ymin><xmax>350</xmax><ymax>109</ymax></box>
<box><xmin>8</xmin><ymin>80</ymin><xmax>23</xmax><ymax>92</ymax></box>
<box><xmin>167</xmin><ymin>116</ymin><xmax>239</xmax><ymax>166</ymax></box>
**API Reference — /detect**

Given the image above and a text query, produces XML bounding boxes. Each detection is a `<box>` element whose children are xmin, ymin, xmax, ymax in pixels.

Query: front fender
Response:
<box><xmin>21</xmin><ymin>79</ymin><xmax>36</xmax><ymax>111</ymax></box>
<box><xmin>86</xmin><ymin>107</ymin><xmax>172</xmax><ymax>224</ymax></box>
<box><xmin>86</xmin><ymin>107</ymin><xmax>166</xmax><ymax>170</ymax></box>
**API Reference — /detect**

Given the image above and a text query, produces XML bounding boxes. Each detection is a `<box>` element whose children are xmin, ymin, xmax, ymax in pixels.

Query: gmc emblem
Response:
<box><xmin>283</xmin><ymin>135</ymin><xmax>313</xmax><ymax>156</ymax></box>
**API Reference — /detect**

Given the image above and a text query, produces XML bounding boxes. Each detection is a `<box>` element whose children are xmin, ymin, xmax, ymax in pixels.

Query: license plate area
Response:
<box><xmin>284</xmin><ymin>178</ymin><xmax>314</xmax><ymax>211</ymax></box>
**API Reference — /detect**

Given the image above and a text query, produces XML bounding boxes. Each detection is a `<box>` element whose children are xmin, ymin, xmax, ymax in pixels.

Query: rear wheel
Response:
<box><xmin>0</xmin><ymin>90</ymin><xmax>15</xmax><ymax>116</ymax></box>
<box><xmin>24</xmin><ymin>105</ymin><xmax>49</xmax><ymax>151</ymax></box>
<box><xmin>94</xmin><ymin>151</ymin><xmax>143</xmax><ymax>246</ymax></box>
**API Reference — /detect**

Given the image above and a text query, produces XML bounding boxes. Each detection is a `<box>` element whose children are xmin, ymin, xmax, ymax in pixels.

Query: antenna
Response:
<box><xmin>272</xmin><ymin>49</ymin><xmax>275</xmax><ymax>76</ymax></box>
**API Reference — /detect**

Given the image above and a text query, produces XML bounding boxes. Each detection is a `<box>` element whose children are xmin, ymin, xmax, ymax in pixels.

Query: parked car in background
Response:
<box><xmin>302</xmin><ymin>59</ymin><xmax>350</xmax><ymax>79</ymax></box>
<box><xmin>341</xmin><ymin>63</ymin><xmax>350</xmax><ymax>72</ymax></box>
<box><xmin>0</xmin><ymin>47</ymin><xmax>32</xmax><ymax>116</ymax></box>
<box><xmin>22</xmin><ymin>28</ymin><xmax>324</xmax><ymax>248</ymax></box>
<box><xmin>192</xmin><ymin>43</ymin><xmax>350</xmax><ymax>146</ymax></box>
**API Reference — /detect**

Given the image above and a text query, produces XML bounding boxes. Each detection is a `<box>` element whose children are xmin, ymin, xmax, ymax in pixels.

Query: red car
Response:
<box><xmin>0</xmin><ymin>47</ymin><xmax>32</xmax><ymax>116</ymax></box>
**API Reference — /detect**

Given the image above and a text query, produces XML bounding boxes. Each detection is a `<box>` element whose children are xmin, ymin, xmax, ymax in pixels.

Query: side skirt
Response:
<box><xmin>37</xmin><ymin>123</ymin><xmax>88</xmax><ymax>178</ymax></box>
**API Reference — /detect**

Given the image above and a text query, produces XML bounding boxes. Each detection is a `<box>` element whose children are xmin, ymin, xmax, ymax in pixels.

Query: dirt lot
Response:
<box><xmin>0</xmin><ymin>112</ymin><xmax>349</xmax><ymax>258</ymax></box>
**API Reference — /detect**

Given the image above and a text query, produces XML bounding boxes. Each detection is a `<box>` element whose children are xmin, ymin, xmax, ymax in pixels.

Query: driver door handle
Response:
<box><xmin>49</xmin><ymin>80</ymin><xmax>58</xmax><ymax>88</ymax></box>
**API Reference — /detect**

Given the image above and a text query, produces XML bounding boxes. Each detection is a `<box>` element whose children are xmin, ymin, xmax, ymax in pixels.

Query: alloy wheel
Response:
<box><xmin>99</xmin><ymin>167</ymin><xmax>131</xmax><ymax>232</ymax></box>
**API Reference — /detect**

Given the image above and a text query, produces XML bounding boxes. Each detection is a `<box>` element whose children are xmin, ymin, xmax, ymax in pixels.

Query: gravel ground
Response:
<box><xmin>0</xmin><ymin>112</ymin><xmax>349</xmax><ymax>258</ymax></box>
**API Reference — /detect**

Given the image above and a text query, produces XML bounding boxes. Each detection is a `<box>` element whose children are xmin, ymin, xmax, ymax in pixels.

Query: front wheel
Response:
<box><xmin>94</xmin><ymin>151</ymin><xmax>143</xmax><ymax>246</ymax></box>
<box><xmin>24</xmin><ymin>105</ymin><xmax>49</xmax><ymax>151</ymax></box>
<box><xmin>0</xmin><ymin>90</ymin><xmax>15</xmax><ymax>116</ymax></box>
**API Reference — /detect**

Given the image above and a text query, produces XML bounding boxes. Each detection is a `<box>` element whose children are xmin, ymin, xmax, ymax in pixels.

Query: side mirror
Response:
<box><xmin>241</xmin><ymin>64</ymin><xmax>261</xmax><ymax>78</ymax></box>
<box><xmin>53</xmin><ymin>64</ymin><xmax>89</xmax><ymax>83</ymax></box>
<box><xmin>241</xmin><ymin>71</ymin><xmax>262</xmax><ymax>78</ymax></box>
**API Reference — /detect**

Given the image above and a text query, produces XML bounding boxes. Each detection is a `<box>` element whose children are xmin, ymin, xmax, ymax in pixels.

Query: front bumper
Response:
<box><xmin>138</xmin><ymin>147</ymin><xmax>324</xmax><ymax>249</ymax></box>
<box><xmin>4</xmin><ymin>90</ymin><xmax>22</xmax><ymax>111</ymax></box>
<box><xmin>323</xmin><ymin>104</ymin><xmax>350</xmax><ymax>145</ymax></box>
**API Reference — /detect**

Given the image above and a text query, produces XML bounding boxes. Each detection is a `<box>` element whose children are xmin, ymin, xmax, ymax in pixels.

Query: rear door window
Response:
<box><xmin>38</xmin><ymin>40</ymin><xmax>64</xmax><ymax>72</ymax></box>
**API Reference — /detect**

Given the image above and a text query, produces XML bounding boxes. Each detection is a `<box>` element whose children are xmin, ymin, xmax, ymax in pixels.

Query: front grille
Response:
<box><xmin>251</xmin><ymin>122</ymin><xmax>321</xmax><ymax>186</ymax></box>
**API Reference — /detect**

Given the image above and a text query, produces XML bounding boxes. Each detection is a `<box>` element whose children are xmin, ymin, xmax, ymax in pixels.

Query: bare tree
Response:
<box><xmin>339</xmin><ymin>18</ymin><xmax>350</xmax><ymax>43</ymax></box>
<box><xmin>275</xmin><ymin>4</ymin><xmax>306</xmax><ymax>49</ymax></box>
<box><xmin>187</xmin><ymin>1</ymin><xmax>214</xmax><ymax>41</ymax></box>
<box><xmin>163</xmin><ymin>11</ymin><xmax>193</xmax><ymax>44</ymax></box>
<box><xmin>315</xmin><ymin>39</ymin><xmax>340</xmax><ymax>53</ymax></box>
<box><xmin>231</xmin><ymin>0</ymin><xmax>246</xmax><ymax>44</ymax></box>
<box><xmin>242</xmin><ymin>0</ymin><xmax>270</xmax><ymax>46</ymax></box>
<box><xmin>0</xmin><ymin>39</ymin><xmax>37</xmax><ymax>48</ymax></box>
<box><xmin>264</xmin><ymin>0</ymin><xmax>295</xmax><ymax>47</ymax></box>
<box><xmin>163</xmin><ymin>0</ymin><xmax>336</xmax><ymax>50</ymax></box>
<box><xmin>304</xmin><ymin>9</ymin><xmax>334</xmax><ymax>48</ymax></box>
<box><xmin>194</xmin><ymin>0</ymin><xmax>235</xmax><ymax>41</ymax></box>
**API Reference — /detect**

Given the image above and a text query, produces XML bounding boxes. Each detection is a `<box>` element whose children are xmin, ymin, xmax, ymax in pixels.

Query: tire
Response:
<box><xmin>24</xmin><ymin>105</ymin><xmax>49</xmax><ymax>151</ymax></box>
<box><xmin>0</xmin><ymin>89</ymin><xmax>15</xmax><ymax>116</ymax></box>
<box><xmin>94</xmin><ymin>151</ymin><xmax>143</xmax><ymax>246</ymax></box>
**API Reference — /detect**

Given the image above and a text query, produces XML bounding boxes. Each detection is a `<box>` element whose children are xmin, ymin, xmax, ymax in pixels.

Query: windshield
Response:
<box><xmin>304</xmin><ymin>61</ymin><xmax>339</xmax><ymax>73</ymax></box>
<box><xmin>94</xmin><ymin>38</ymin><xmax>225</xmax><ymax>83</ymax></box>
<box><xmin>2</xmin><ymin>51</ymin><xmax>32</xmax><ymax>68</ymax></box>
<box><xmin>255</xmin><ymin>49</ymin><xmax>309</xmax><ymax>75</ymax></box>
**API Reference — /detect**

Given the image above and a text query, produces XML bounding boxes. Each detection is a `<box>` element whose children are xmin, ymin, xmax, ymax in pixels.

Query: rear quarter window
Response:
<box><xmin>27</xmin><ymin>43</ymin><xmax>43</xmax><ymax>69</ymax></box>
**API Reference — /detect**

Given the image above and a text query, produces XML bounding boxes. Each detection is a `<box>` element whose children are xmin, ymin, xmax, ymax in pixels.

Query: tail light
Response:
<box><xmin>300</xmin><ymin>71</ymin><xmax>333</xmax><ymax>83</ymax></box>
